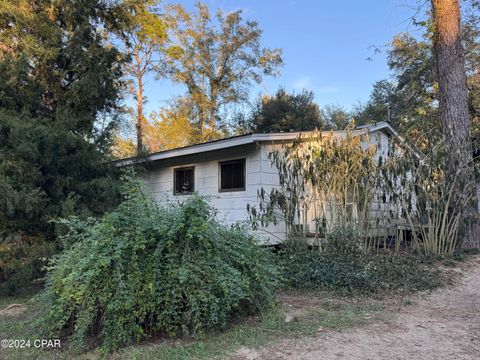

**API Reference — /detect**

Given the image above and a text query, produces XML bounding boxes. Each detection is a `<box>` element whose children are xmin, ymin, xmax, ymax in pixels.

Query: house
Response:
<box><xmin>120</xmin><ymin>122</ymin><xmax>406</xmax><ymax>245</ymax></box>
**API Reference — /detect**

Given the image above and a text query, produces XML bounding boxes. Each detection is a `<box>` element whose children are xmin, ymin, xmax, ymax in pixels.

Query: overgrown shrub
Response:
<box><xmin>0</xmin><ymin>235</ymin><xmax>55</xmax><ymax>295</ymax></box>
<box><xmin>279</xmin><ymin>226</ymin><xmax>443</xmax><ymax>293</ymax></box>
<box><xmin>38</xmin><ymin>174</ymin><xmax>279</xmax><ymax>352</ymax></box>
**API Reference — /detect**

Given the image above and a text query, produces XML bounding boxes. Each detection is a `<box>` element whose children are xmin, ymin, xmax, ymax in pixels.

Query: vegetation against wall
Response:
<box><xmin>248</xmin><ymin>125</ymin><xmax>382</xmax><ymax>241</ymax></box>
<box><xmin>39</xmin><ymin>173</ymin><xmax>279</xmax><ymax>352</ymax></box>
<box><xmin>278</xmin><ymin>225</ymin><xmax>444</xmax><ymax>293</ymax></box>
<box><xmin>249</xmin><ymin>124</ymin><xmax>476</xmax><ymax>255</ymax></box>
<box><xmin>382</xmin><ymin>139</ymin><xmax>478</xmax><ymax>255</ymax></box>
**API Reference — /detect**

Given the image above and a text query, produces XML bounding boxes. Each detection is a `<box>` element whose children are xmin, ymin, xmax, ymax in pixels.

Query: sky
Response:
<box><xmin>140</xmin><ymin>0</ymin><xmax>425</xmax><ymax>115</ymax></box>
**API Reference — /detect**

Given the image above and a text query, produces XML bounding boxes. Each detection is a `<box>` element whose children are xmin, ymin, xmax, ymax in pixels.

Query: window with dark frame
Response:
<box><xmin>174</xmin><ymin>166</ymin><xmax>194</xmax><ymax>195</ymax></box>
<box><xmin>219</xmin><ymin>159</ymin><xmax>245</xmax><ymax>192</ymax></box>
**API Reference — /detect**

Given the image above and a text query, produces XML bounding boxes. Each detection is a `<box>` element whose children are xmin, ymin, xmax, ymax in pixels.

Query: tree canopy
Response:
<box><xmin>0</xmin><ymin>0</ymin><xmax>128</xmax><ymax>238</ymax></box>
<box><xmin>162</xmin><ymin>2</ymin><xmax>283</xmax><ymax>140</ymax></box>
<box><xmin>118</xmin><ymin>0</ymin><xmax>168</xmax><ymax>154</ymax></box>
<box><xmin>355</xmin><ymin>6</ymin><xmax>480</xmax><ymax>148</ymax></box>
<box><xmin>239</xmin><ymin>88</ymin><xmax>324</xmax><ymax>133</ymax></box>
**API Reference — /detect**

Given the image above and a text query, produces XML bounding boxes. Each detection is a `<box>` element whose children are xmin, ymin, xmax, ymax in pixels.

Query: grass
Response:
<box><xmin>0</xmin><ymin>291</ymin><xmax>385</xmax><ymax>360</ymax></box>
<box><xmin>0</xmin><ymin>251</ymin><xmax>470</xmax><ymax>360</ymax></box>
<box><xmin>113</xmin><ymin>298</ymin><xmax>385</xmax><ymax>360</ymax></box>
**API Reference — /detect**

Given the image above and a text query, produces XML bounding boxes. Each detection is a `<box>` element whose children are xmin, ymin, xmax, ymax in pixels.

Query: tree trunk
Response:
<box><xmin>431</xmin><ymin>0</ymin><xmax>476</xmax><ymax>242</ymax></box>
<box><xmin>432</xmin><ymin>0</ymin><xmax>471</xmax><ymax>155</ymax></box>
<box><xmin>209</xmin><ymin>107</ymin><xmax>215</xmax><ymax>133</ymax></box>
<box><xmin>135</xmin><ymin>48</ymin><xmax>144</xmax><ymax>154</ymax></box>
<box><xmin>198</xmin><ymin>107</ymin><xmax>205</xmax><ymax>141</ymax></box>
<box><xmin>209</xmin><ymin>90</ymin><xmax>217</xmax><ymax>135</ymax></box>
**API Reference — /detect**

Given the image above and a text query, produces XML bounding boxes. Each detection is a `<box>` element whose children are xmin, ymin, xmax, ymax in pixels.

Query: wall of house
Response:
<box><xmin>255</xmin><ymin>141</ymin><xmax>290</xmax><ymax>244</ymax></box>
<box><xmin>143</xmin><ymin>128</ymin><xmax>405</xmax><ymax>245</ymax></box>
<box><xmin>255</xmin><ymin>129</ymin><xmax>403</xmax><ymax>241</ymax></box>
<box><xmin>363</xmin><ymin>130</ymin><xmax>404</xmax><ymax>237</ymax></box>
<box><xmin>143</xmin><ymin>143</ymin><xmax>280</xmax><ymax>244</ymax></box>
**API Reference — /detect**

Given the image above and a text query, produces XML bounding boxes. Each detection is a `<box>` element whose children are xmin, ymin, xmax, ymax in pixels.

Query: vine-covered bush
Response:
<box><xmin>279</xmin><ymin>226</ymin><xmax>443</xmax><ymax>293</ymax></box>
<box><xmin>38</xmin><ymin>174</ymin><xmax>279</xmax><ymax>352</ymax></box>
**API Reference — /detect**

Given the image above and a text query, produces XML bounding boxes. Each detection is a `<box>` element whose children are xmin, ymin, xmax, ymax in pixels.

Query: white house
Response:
<box><xmin>120</xmin><ymin>122</ymin><xmax>406</xmax><ymax>244</ymax></box>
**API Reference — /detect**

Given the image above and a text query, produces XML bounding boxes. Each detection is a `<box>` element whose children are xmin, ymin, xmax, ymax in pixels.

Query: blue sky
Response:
<box><xmin>140</xmin><ymin>0</ymin><xmax>424</xmax><ymax>115</ymax></box>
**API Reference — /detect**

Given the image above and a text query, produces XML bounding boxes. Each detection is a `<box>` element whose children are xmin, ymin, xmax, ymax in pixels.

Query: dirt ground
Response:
<box><xmin>234</xmin><ymin>257</ymin><xmax>480</xmax><ymax>360</ymax></box>
<box><xmin>0</xmin><ymin>303</ymin><xmax>26</xmax><ymax>317</ymax></box>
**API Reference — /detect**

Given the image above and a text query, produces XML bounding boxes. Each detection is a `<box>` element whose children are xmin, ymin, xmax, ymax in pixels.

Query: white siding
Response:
<box><xmin>143</xmin><ymin>128</ymin><xmax>404</xmax><ymax>245</ymax></box>
<box><xmin>251</xmin><ymin>130</ymin><xmax>403</xmax><ymax>243</ymax></box>
<box><xmin>255</xmin><ymin>142</ymin><xmax>289</xmax><ymax>244</ymax></box>
<box><xmin>144</xmin><ymin>145</ymin><xmax>268</xmax><ymax>240</ymax></box>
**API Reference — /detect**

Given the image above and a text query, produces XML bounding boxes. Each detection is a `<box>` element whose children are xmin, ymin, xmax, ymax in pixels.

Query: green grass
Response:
<box><xmin>0</xmin><ymin>291</ymin><xmax>385</xmax><ymax>360</ymax></box>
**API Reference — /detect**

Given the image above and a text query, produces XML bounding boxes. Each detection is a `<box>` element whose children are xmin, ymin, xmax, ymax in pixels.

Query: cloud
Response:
<box><xmin>293</xmin><ymin>76</ymin><xmax>340</xmax><ymax>94</ymax></box>
<box><xmin>293</xmin><ymin>76</ymin><xmax>312</xmax><ymax>90</ymax></box>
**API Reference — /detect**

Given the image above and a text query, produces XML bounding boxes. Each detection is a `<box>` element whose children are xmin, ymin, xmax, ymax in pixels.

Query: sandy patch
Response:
<box><xmin>232</xmin><ymin>257</ymin><xmax>480</xmax><ymax>360</ymax></box>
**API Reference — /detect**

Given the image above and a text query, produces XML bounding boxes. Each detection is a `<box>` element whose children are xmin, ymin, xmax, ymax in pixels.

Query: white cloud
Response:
<box><xmin>293</xmin><ymin>76</ymin><xmax>340</xmax><ymax>95</ymax></box>
<box><xmin>293</xmin><ymin>76</ymin><xmax>312</xmax><ymax>90</ymax></box>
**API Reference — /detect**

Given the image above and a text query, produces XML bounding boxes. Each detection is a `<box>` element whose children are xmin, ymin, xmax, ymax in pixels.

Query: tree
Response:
<box><xmin>162</xmin><ymin>2</ymin><xmax>282</xmax><ymax>140</ymax></box>
<box><xmin>112</xmin><ymin>99</ymin><xmax>199</xmax><ymax>158</ymax></box>
<box><xmin>463</xmin><ymin>7</ymin><xmax>480</xmax><ymax>152</ymax></box>
<box><xmin>0</xmin><ymin>0</ymin><xmax>128</xmax><ymax>239</ymax></box>
<box><xmin>322</xmin><ymin>104</ymin><xmax>352</xmax><ymax>130</ymax></box>
<box><xmin>0</xmin><ymin>0</ymin><xmax>125</xmax><ymax>136</ymax></box>
<box><xmin>240</xmin><ymin>88</ymin><xmax>323</xmax><ymax>133</ymax></box>
<box><xmin>119</xmin><ymin>0</ymin><xmax>167</xmax><ymax>154</ymax></box>
<box><xmin>112</xmin><ymin>136</ymin><xmax>137</xmax><ymax>159</ymax></box>
<box><xmin>354</xmin><ymin>34</ymin><xmax>438</xmax><ymax>146</ymax></box>
<box><xmin>431</xmin><ymin>0</ymin><xmax>472</xmax><ymax>162</ymax></box>
<box><xmin>431</xmin><ymin>0</ymin><xmax>476</xmax><ymax>242</ymax></box>
<box><xmin>356</xmin><ymin>7</ymin><xmax>480</xmax><ymax>149</ymax></box>
<box><xmin>144</xmin><ymin>107</ymin><xmax>196</xmax><ymax>152</ymax></box>
<box><xmin>354</xmin><ymin>80</ymin><xmax>398</xmax><ymax>126</ymax></box>
<box><xmin>0</xmin><ymin>111</ymin><xmax>120</xmax><ymax>236</ymax></box>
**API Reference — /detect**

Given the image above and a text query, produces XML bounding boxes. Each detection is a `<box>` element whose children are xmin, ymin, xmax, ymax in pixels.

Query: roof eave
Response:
<box><xmin>116</xmin><ymin>122</ymin><xmax>412</xmax><ymax>166</ymax></box>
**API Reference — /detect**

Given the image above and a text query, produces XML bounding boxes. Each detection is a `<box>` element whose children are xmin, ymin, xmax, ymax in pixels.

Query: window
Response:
<box><xmin>174</xmin><ymin>166</ymin><xmax>194</xmax><ymax>195</ymax></box>
<box><xmin>219</xmin><ymin>159</ymin><xmax>245</xmax><ymax>192</ymax></box>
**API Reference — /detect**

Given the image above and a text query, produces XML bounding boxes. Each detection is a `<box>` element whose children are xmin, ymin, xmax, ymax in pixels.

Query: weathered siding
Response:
<box><xmin>255</xmin><ymin>142</ymin><xmax>290</xmax><ymax>244</ymax></box>
<box><xmin>143</xmin><ymin>128</ymin><xmax>405</xmax><ymax>245</ymax></box>
<box><xmin>144</xmin><ymin>144</ymin><xmax>264</xmax><ymax>237</ymax></box>
<box><xmin>252</xmin><ymin>130</ymin><xmax>404</xmax><ymax>242</ymax></box>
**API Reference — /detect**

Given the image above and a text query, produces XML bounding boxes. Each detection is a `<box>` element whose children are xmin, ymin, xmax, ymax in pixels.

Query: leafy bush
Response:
<box><xmin>0</xmin><ymin>235</ymin><xmax>55</xmax><ymax>295</ymax></box>
<box><xmin>362</xmin><ymin>253</ymin><xmax>442</xmax><ymax>291</ymax></box>
<box><xmin>38</xmin><ymin>174</ymin><xmax>279</xmax><ymax>352</ymax></box>
<box><xmin>321</xmin><ymin>226</ymin><xmax>365</xmax><ymax>258</ymax></box>
<box><xmin>279</xmin><ymin>226</ymin><xmax>443</xmax><ymax>293</ymax></box>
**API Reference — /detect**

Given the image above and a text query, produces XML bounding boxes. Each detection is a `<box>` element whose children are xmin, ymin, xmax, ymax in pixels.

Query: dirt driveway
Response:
<box><xmin>237</xmin><ymin>257</ymin><xmax>480</xmax><ymax>360</ymax></box>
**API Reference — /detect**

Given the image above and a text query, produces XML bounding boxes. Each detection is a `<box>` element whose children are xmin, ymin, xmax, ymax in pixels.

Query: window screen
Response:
<box><xmin>174</xmin><ymin>167</ymin><xmax>194</xmax><ymax>194</ymax></box>
<box><xmin>219</xmin><ymin>159</ymin><xmax>245</xmax><ymax>191</ymax></box>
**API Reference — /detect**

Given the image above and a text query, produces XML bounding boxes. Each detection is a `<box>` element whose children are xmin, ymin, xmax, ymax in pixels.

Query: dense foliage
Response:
<box><xmin>238</xmin><ymin>88</ymin><xmax>324</xmax><ymax>133</ymax></box>
<box><xmin>162</xmin><ymin>2</ymin><xmax>282</xmax><ymax>140</ymax></box>
<box><xmin>0</xmin><ymin>0</ymin><xmax>125</xmax><ymax>129</ymax></box>
<box><xmin>0</xmin><ymin>0</ymin><xmax>128</xmax><ymax>287</ymax></box>
<box><xmin>39</xmin><ymin>175</ymin><xmax>279</xmax><ymax>352</ymax></box>
<box><xmin>279</xmin><ymin>226</ymin><xmax>443</xmax><ymax>293</ymax></box>
<box><xmin>355</xmin><ymin>5</ymin><xmax>480</xmax><ymax>150</ymax></box>
<box><xmin>0</xmin><ymin>0</ymin><xmax>126</xmax><ymax>238</ymax></box>
<box><xmin>0</xmin><ymin>111</ymin><xmax>120</xmax><ymax>237</ymax></box>
<box><xmin>0</xmin><ymin>235</ymin><xmax>54</xmax><ymax>295</ymax></box>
